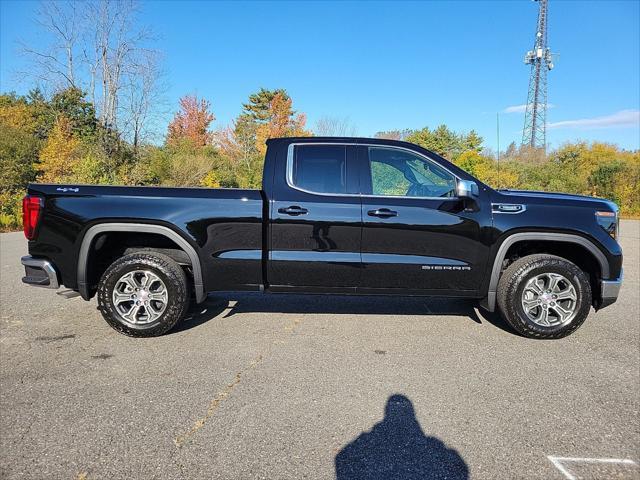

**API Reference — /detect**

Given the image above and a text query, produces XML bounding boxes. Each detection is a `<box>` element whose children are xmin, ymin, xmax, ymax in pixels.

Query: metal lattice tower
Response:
<box><xmin>522</xmin><ymin>0</ymin><xmax>554</xmax><ymax>150</ymax></box>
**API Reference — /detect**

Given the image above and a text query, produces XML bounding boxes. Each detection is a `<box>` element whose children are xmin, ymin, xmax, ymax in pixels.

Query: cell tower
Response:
<box><xmin>522</xmin><ymin>0</ymin><xmax>554</xmax><ymax>150</ymax></box>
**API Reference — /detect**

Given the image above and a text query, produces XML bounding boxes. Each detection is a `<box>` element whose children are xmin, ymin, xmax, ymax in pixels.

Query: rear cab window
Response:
<box><xmin>289</xmin><ymin>145</ymin><xmax>358</xmax><ymax>195</ymax></box>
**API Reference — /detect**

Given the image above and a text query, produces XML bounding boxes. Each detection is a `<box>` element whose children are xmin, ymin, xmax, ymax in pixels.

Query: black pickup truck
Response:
<box><xmin>21</xmin><ymin>137</ymin><xmax>623</xmax><ymax>338</ymax></box>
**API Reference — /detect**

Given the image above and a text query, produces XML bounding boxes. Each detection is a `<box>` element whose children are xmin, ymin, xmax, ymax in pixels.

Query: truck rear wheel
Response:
<box><xmin>497</xmin><ymin>254</ymin><xmax>592</xmax><ymax>339</ymax></box>
<box><xmin>97</xmin><ymin>252</ymin><xmax>190</xmax><ymax>337</ymax></box>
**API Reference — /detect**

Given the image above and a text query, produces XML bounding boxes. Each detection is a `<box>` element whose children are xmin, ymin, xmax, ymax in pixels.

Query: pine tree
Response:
<box><xmin>241</xmin><ymin>88</ymin><xmax>290</xmax><ymax>123</ymax></box>
<box><xmin>255</xmin><ymin>92</ymin><xmax>309</xmax><ymax>156</ymax></box>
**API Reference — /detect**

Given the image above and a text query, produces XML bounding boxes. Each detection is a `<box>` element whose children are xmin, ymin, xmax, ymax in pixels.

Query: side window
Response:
<box><xmin>368</xmin><ymin>147</ymin><xmax>456</xmax><ymax>198</ymax></box>
<box><xmin>291</xmin><ymin>145</ymin><xmax>347</xmax><ymax>194</ymax></box>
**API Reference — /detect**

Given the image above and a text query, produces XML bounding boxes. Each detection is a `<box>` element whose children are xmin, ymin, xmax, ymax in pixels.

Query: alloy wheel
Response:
<box><xmin>521</xmin><ymin>272</ymin><xmax>578</xmax><ymax>327</ymax></box>
<box><xmin>112</xmin><ymin>270</ymin><xmax>168</xmax><ymax>325</ymax></box>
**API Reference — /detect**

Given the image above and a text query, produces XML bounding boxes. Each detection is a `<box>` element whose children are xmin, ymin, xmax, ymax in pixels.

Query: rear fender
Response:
<box><xmin>77</xmin><ymin>223</ymin><xmax>205</xmax><ymax>303</ymax></box>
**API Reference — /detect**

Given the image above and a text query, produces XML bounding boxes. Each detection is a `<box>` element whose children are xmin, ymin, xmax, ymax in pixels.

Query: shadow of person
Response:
<box><xmin>335</xmin><ymin>394</ymin><xmax>469</xmax><ymax>480</ymax></box>
<box><xmin>311</xmin><ymin>222</ymin><xmax>337</xmax><ymax>251</ymax></box>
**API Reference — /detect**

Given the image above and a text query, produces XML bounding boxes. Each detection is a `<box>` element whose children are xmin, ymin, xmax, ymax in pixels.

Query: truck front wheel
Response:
<box><xmin>497</xmin><ymin>254</ymin><xmax>592</xmax><ymax>339</ymax></box>
<box><xmin>97</xmin><ymin>252</ymin><xmax>190</xmax><ymax>337</ymax></box>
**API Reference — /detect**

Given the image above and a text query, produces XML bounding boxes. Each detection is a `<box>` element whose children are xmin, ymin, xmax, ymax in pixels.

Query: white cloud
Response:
<box><xmin>548</xmin><ymin>109</ymin><xmax>640</xmax><ymax>130</ymax></box>
<box><xmin>503</xmin><ymin>104</ymin><xmax>555</xmax><ymax>114</ymax></box>
<box><xmin>503</xmin><ymin>104</ymin><xmax>528</xmax><ymax>113</ymax></box>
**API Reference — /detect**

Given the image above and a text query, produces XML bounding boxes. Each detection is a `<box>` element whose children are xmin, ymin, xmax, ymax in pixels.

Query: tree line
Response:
<box><xmin>0</xmin><ymin>0</ymin><xmax>638</xmax><ymax>230</ymax></box>
<box><xmin>2</xmin><ymin>85</ymin><xmax>638</xmax><ymax>231</ymax></box>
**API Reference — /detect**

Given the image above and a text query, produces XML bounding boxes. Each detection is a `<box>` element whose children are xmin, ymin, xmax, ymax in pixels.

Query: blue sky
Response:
<box><xmin>1</xmin><ymin>0</ymin><xmax>639</xmax><ymax>151</ymax></box>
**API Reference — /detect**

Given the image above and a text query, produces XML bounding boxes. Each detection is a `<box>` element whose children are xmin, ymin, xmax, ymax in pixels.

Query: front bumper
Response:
<box><xmin>599</xmin><ymin>268</ymin><xmax>623</xmax><ymax>309</ymax></box>
<box><xmin>21</xmin><ymin>256</ymin><xmax>60</xmax><ymax>289</ymax></box>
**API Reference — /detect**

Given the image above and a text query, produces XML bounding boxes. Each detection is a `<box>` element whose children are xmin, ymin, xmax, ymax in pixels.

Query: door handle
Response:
<box><xmin>278</xmin><ymin>205</ymin><xmax>308</xmax><ymax>216</ymax></box>
<box><xmin>367</xmin><ymin>208</ymin><xmax>398</xmax><ymax>218</ymax></box>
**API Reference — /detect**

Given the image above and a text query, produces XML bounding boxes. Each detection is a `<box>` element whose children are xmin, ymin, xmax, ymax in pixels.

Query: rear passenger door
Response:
<box><xmin>268</xmin><ymin>144</ymin><xmax>362</xmax><ymax>291</ymax></box>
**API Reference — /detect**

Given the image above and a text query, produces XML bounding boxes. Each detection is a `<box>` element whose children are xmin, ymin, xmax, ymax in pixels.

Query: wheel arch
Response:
<box><xmin>484</xmin><ymin>232</ymin><xmax>609</xmax><ymax>311</ymax></box>
<box><xmin>77</xmin><ymin>223</ymin><xmax>205</xmax><ymax>303</ymax></box>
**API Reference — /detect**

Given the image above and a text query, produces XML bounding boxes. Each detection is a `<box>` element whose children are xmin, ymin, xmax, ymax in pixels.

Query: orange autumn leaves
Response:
<box><xmin>166</xmin><ymin>96</ymin><xmax>215</xmax><ymax>147</ymax></box>
<box><xmin>163</xmin><ymin>90</ymin><xmax>310</xmax><ymax>189</ymax></box>
<box><xmin>167</xmin><ymin>92</ymin><xmax>309</xmax><ymax>153</ymax></box>
<box><xmin>254</xmin><ymin>92</ymin><xmax>310</xmax><ymax>156</ymax></box>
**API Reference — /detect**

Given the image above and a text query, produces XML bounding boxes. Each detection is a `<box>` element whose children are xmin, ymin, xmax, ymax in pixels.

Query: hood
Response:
<box><xmin>496</xmin><ymin>189</ymin><xmax>618</xmax><ymax>211</ymax></box>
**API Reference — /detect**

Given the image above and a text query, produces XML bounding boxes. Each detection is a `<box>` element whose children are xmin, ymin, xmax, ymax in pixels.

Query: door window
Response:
<box><xmin>291</xmin><ymin>145</ymin><xmax>347</xmax><ymax>194</ymax></box>
<box><xmin>368</xmin><ymin>147</ymin><xmax>456</xmax><ymax>198</ymax></box>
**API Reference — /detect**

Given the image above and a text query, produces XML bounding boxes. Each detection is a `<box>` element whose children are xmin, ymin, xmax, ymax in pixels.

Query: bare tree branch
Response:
<box><xmin>20</xmin><ymin>0</ymin><xmax>164</xmax><ymax>144</ymax></box>
<box><xmin>314</xmin><ymin>116</ymin><xmax>358</xmax><ymax>137</ymax></box>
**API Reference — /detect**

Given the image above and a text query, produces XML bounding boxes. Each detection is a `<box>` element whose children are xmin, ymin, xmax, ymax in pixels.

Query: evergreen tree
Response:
<box><xmin>241</xmin><ymin>88</ymin><xmax>290</xmax><ymax>123</ymax></box>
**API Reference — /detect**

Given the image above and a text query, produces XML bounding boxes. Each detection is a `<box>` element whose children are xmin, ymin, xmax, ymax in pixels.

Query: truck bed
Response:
<box><xmin>27</xmin><ymin>184</ymin><xmax>266</xmax><ymax>296</ymax></box>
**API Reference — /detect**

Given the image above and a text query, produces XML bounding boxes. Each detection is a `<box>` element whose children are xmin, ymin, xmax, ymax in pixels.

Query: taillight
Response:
<box><xmin>22</xmin><ymin>195</ymin><xmax>43</xmax><ymax>240</ymax></box>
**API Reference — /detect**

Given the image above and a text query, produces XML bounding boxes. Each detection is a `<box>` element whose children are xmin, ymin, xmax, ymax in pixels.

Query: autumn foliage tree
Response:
<box><xmin>166</xmin><ymin>95</ymin><xmax>215</xmax><ymax>147</ymax></box>
<box><xmin>241</xmin><ymin>88</ymin><xmax>289</xmax><ymax>123</ymax></box>
<box><xmin>214</xmin><ymin>89</ymin><xmax>310</xmax><ymax>188</ymax></box>
<box><xmin>38</xmin><ymin>115</ymin><xmax>82</xmax><ymax>182</ymax></box>
<box><xmin>255</xmin><ymin>92</ymin><xmax>309</xmax><ymax>156</ymax></box>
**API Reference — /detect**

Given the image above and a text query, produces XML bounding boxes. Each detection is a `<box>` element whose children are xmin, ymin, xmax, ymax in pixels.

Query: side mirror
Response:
<box><xmin>456</xmin><ymin>180</ymin><xmax>479</xmax><ymax>198</ymax></box>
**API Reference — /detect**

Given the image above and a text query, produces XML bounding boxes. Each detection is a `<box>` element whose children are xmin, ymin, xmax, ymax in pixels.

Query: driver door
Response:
<box><xmin>358</xmin><ymin>145</ymin><xmax>487</xmax><ymax>293</ymax></box>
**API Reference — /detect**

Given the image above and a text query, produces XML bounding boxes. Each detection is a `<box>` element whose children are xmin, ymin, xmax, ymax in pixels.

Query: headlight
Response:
<box><xmin>595</xmin><ymin>210</ymin><xmax>619</xmax><ymax>239</ymax></box>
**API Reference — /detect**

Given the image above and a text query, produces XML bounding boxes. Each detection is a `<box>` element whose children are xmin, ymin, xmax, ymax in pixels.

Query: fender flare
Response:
<box><xmin>484</xmin><ymin>232</ymin><xmax>609</xmax><ymax>311</ymax></box>
<box><xmin>77</xmin><ymin>223</ymin><xmax>205</xmax><ymax>303</ymax></box>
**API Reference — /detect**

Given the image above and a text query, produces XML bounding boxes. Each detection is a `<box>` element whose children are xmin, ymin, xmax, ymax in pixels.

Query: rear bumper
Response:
<box><xmin>599</xmin><ymin>269</ymin><xmax>623</xmax><ymax>309</ymax></box>
<box><xmin>21</xmin><ymin>256</ymin><xmax>60</xmax><ymax>289</ymax></box>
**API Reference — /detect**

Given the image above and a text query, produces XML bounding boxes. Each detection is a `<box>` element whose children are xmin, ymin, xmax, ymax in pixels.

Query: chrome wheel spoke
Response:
<box><xmin>547</xmin><ymin>274</ymin><xmax>561</xmax><ymax>293</ymax></box>
<box><xmin>523</xmin><ymin>298</ymin><xmax>542</xmax><ymax>311</ymax></box>
<box><xmin>555</xmin><ymin>287</ymin><xmax>577</xmax><ymax>301</ymax></box>
<box><xmin>140</xmin><ymin>272</ymin><xmax>154</xmax><ymax>289</ymax></box>
<box><xmin>120</xmin><ymin>272</ymin><xmax>138</xmax><ymax>291</ymax></box>
<box><xmin>146</xmin><ymin>303</ymin><xmax>163</xmax><ymax>321</ymax></box>
<box><xmin>113</xmin><ymin>291</ymin><xmax>133</xmax><ymax>305</ymax></box>
<box><xmin>121</xmin><ymin>304</ymin><xmax>142</xmax><ymax>324</ymax></box>
<box><xmin>537</xmin><ymin>308</ymin><xmax>550</xmax><ymax>326</ymax></box>
<box><xmin>552</xmin><ymin>304</ymin><xmax>572</xmax><ymax>323</ymax></box>
<box><xmin>149</xmin><ymin>292</ymin><xmax>167</xmax><ymax>301</ymax></box>
<box><xmin>528</xmin><ymin>279</ymin><xmax>545</xmax><ymax>296</ymax></box>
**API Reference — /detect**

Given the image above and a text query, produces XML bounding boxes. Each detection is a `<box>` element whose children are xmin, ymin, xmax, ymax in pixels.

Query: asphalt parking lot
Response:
<box><xmin>1</xmin><ymin>221</ymin><xmax>638</xmax><ymax>480</ymax></box>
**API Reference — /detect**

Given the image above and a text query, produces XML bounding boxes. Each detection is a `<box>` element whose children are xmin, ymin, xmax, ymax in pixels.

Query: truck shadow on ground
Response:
<box><xmin>172</xmin><ymin>293</ymin><xmax>515</xmax><ymax>335</ymax></box>
<box><xmin>335</xmin><ymin>394</ymin><xmax>469</xmax><ymax>480</ymax></box>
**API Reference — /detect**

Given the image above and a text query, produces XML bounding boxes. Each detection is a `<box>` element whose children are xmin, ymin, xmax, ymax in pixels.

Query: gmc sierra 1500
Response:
<box><xmin>20</xmin><ymin>137</ymin><xmax>623</xmax><ymax>338</ymax></box>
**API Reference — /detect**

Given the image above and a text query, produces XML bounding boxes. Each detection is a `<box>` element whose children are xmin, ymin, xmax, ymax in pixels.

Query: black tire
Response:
<box><xmin>97</xmin><ymin>252</ymin><xmax>190</xmax><ymax>337</ymax></box>
<box><xmin>497</xmin><ymin>254</ymin><xmax>592</xmax><ymax>339</ymax></box>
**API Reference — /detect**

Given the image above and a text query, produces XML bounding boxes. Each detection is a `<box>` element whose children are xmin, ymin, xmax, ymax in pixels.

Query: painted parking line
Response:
<box><xmin>548</xmin><ymin>456</ymin><xmax>638</xmax><ymax>480</ymax></box>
